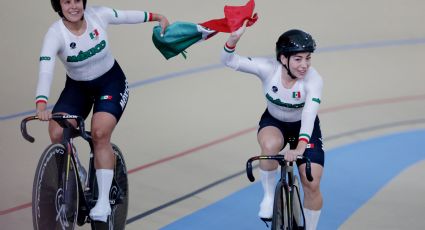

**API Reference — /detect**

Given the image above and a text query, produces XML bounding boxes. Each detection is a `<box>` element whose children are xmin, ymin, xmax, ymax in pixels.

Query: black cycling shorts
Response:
<box><xmin>52</xmin><ymin>61</ymin><xmax>129</xmax><ymax>122</ymax></box>
<box><xmin>258</xmin><ymin>109</ymin><xmax>325</xmax><ymax>167</ymax></box>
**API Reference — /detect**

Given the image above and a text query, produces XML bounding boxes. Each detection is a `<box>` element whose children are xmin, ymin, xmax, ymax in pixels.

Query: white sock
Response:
<box><xmin>260</xmin><ymin>169</ymin><xmax>277</xmax><ymax>200</ymax></box>
<box><xmin>95</xmin><ymin>169</ymin><xmax>113</xmax><ymax>207</ymax></box>
<box><xmin>258</xmin><ymin>169</ymin><xmax>277</xmax><ymax>218</ymax></box>
<box><xmin>304</xmin><ymin>208</ymin><xmax>321</xmax><ymax>230</ymax></box>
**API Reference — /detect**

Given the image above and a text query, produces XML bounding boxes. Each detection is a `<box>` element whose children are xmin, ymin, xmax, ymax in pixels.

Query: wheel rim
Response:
<box><xmin>32</xmin><ymin>144</ymin><xmax>78</xmax><ymax>230</ymax></box>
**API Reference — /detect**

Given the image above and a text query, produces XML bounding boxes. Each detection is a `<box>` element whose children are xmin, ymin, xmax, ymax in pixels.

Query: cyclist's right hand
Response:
<box><xmin>36</xmin><ymin>109</ymin><xmax>52</xmax><ymax>121</ymax></box>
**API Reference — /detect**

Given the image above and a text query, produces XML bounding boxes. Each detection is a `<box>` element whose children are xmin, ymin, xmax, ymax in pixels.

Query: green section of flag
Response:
<box><xmin>152</xmin><ymin>21</ymin><xmax>204</xmax><ymax>60</ymax></box>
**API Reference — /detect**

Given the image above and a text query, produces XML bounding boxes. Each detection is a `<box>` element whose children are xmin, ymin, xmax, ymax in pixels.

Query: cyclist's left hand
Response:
<box><xmin>284</xmin><ymin>149</ymin><xmax>303</xmax><ymax>162</ymax></box>
<box><xmin>158</xmin><ymin>15</ymin><xmax>170</xmax><ymax>36</ymax></box>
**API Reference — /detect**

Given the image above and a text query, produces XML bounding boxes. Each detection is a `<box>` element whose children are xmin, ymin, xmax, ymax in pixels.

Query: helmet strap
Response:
<box><xmin>282</xmin><ymin>56</ymin><xmax>297</xmax><ymax>79</ymax></box>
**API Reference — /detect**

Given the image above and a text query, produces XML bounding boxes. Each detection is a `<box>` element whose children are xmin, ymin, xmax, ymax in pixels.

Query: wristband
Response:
<box><xmin>224</xmin><ymin>42</ymin><xmax>236</xmax><ymax>53</ymax></box>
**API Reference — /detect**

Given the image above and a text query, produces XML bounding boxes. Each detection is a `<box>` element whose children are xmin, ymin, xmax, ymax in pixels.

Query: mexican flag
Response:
<box><xmin>152</xmin><ymin>0</ymin><xmax>258</xmax><ymax>59</ymax></box>
<box><xmin>293</xmin><ymin>91</ymin><xmax>301</xmax><ymax>99</ymax></box>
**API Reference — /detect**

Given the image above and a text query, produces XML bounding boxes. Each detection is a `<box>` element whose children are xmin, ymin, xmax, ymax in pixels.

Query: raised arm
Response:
<box><xmin>92</xmin><ymin>6</ymin><xmax>169</xmax><ymax>35</ymax></box>
<box><xmin>220</xmin><ymin>23</ymin><xmax>275</xmax><ymax>79</ymax></box>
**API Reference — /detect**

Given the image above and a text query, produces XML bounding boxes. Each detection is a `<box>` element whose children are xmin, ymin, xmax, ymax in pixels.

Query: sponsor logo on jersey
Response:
<box><xmin>119</xmin><ymin>80</ymin><xmax>129</xmax><ymax>110</ymax></box>
<box><xmin>266</xmin><ymin>93</ymin><xmax>305</xmax><ymax>108</ymax></box>
<box><xmin>67</xmin><ymin>40</ymin><xmax>106</xmax><ymax>63</ymax></box>
<box><xmin>272</xmin><ymin>86</ymin><xmax>278</xmax><ymax>93</ymax></box>
<box><xmin>70</xmin><ymin>42</ymin><xmax>76</xmax><ymax>49</ymax></box>
<box><xmin>39</xmin><ymin>56</ymin><xmax>51</xmax><ymax>61</ymax></box>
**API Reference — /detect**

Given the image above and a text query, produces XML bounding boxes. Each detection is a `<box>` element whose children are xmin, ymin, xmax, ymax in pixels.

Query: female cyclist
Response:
<box><xmin>35</xmin><ymin>0</ymin><xmax>169</xmax><ymax>222</ymax></box>
<box><xmin>221</xmin><ymin>24</ymin><xmax>324</xmax><ymax>230</ymax></box>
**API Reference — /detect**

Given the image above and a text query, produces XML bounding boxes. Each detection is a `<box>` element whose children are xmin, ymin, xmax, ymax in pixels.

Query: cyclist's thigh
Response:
<box><xmin>258</xmin><ymin>109</ymin><xmax>285</xmax><ymax>153</ymax></box>
<box><xmin>92</xmin><ymin>61</ymin><xmax>129</xmax><ymax>123</ymax></box>
<box><xmin>258</xmin><ymin>127</ymin><xmax>284</xmax><ymax>154</ymax></box>
<box><xmin>52</xmin><ymin>76</ymin><xmax>93</xmax><ymax>119</ymax></box>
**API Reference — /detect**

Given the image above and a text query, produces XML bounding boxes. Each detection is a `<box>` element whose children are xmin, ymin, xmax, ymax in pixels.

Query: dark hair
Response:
<box><xmin>275</xmin><ymin>29</ymin><xmax>316</xmax><ymax>61</ymax></box>
<box><xmin>51</xmin><ymin>0</ymin><xmax>87</xmax><ymax>18</ymax></box>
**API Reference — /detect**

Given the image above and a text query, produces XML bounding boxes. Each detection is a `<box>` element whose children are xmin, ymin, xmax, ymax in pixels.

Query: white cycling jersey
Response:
<box><xmin>36</xmin><ymin>6</ymin><xmax>153</xmax><ymax>104</ymax></box>
<box><xmin>221</xmin><ymin>45</ymin><xmax>323</xmax><ymax>143</ymax></box>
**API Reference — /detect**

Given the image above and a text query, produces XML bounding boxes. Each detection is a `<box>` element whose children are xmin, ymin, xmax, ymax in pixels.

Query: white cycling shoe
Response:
<box><xmin>89</xmin><ymin>202</ymin><xmax>111</xmax><ymax>222</ymax></box>
<box><xmin>258</xmin><ymin>197</ymin><xmax>274</xmax><ymax>220</ymax></box>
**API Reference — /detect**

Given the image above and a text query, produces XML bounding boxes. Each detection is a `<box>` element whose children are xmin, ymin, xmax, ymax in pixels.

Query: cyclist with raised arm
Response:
<box><xmin>35</xmin><ymin>0</ymin><xmax>169</xmax><ymax>222</ymax></box>
<box><xmin>221</xmin><ymin>24</ymin><xmax>325</xmax><ymax>230</ymax></box>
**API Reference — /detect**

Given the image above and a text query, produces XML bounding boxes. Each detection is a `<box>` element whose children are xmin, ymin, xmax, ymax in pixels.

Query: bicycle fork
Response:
<box><xmin>281</xmin><ymin>162</ymin><xmax>295</xmax><ymax>230</ymax></box>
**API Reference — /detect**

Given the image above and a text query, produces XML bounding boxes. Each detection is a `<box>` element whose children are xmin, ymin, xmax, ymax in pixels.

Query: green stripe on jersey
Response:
<box><xmin>266</xmin><ymin>93</ymin><xmax>305</xmax><ymax>108</ymax></box>
<box><xmin>223</xmin><ymin>46</ymin><xmax>235</xmax><ymax>53</ymax></box>
<box><xmin>312</xmin><ymin>98</ymin><xmax>321</xmax><ymax>104</ymax></box>
<box><xmin>299</xmin><ymin>133</ymin><xmax>311</xmax><ymax>139</ymax></box>
<box><xmin>144</xmin><ymin>12</ymin><xmax>148</xmax><ymax>22</ymax></box>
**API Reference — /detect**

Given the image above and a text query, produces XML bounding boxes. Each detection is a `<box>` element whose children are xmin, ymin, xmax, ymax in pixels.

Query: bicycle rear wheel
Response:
<box><xmin>92</xmin><ymin>144</ymin><xmax>129</xmax><ymax>230</ymax></box>
<box><xmin>32</xmin><ymin>143</ymin><xmax>79</xmax><ymax>230</ymax></box>
<box><xmin>271</xmin><ymin>181</ymin><xmax>288</xmax><ymax>230</ymax></box>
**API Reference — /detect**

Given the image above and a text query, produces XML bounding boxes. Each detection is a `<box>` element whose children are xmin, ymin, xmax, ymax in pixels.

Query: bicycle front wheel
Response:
<box><xmin>271</xmin><ymin>181</ymin><xmax>288</xmax><ymax>230</ymax></box>
<box><xmin>292</xmin><ymin>176</ymin><xmax>305</xmax><ymax>229</ymax></box>
<box><xmin>32</xmin><ymin>143</ymin><xmax>79</xmax><ymax>230</ymax></box>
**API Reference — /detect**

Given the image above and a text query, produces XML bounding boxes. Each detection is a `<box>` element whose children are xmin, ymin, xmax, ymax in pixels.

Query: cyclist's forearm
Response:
<box><xmin>296</xmin><ymin>140</ymin><xmax>308</xmax><ymax>155</ymax></box>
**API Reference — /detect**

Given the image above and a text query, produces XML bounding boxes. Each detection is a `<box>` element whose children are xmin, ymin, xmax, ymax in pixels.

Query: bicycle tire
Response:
<box><xmin>271</xmin><ymin>181</ymin><xmax>288</xmax><ymax>230</ymax></box>
<box><xmin>92</xmin><ymin>144</ymin><xmax>129</xmax><ymax>230</ymax></box>
<box><xmin>32</xmin><ymin>143</ymin><xmax>79</xmax><ymax>230</ymax></box>
<box><xmin>292</xmin><ymin>176</ymin><xmax>305</xmax><ymax>229</ymax></box>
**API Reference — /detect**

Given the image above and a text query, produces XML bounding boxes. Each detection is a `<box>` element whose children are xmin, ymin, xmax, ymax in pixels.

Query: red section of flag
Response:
<box><xmin>200</xmin><ymin>0</ymin><xmax>258</xmax><ymax>33</ymax></box>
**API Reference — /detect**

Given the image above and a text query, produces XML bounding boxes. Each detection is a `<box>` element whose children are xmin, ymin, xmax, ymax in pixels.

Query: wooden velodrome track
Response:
<box><xmin>1</xmin><ymin>0</ymin><xmax>424</xmax><ymax>229</ymax></box>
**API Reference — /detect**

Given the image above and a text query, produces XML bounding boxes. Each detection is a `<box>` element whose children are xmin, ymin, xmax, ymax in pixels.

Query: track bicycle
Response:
<box><xmin>246</xmin><ymin>154</ymin><xmax>313</xmax><ymax>230</ymax></box>
<box><xmin>21</xmin><ymin>114</ymin><xmax>129</xmax><ymax>230</ymax></box>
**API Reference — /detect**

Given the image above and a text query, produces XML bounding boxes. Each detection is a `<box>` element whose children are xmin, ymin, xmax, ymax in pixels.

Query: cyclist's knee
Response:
<box><xmin>48</xmin><ymin>122</ymin><xmax>63</xmax><ymax>143</ymax></box>
<box><xmin>259</xmin><ymin>138</ymin><xmax>283</xmax><ymax>155</ymax></box>
<box><xmin>91</xmin><ymin>128</ymin><xmax>111</xmax><ymax>144</ymax></box>
<box><xmin>302</xmin><ymin>179</ymin><xmax>321</xmax><ymax>196</ymax></box>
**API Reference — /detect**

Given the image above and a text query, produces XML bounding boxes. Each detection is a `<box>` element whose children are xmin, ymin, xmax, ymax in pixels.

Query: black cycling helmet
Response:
<box><xmin>275</xmin><ymin>29</ymin><xmax>316</xmax><ymax>61</ymax></box>
<box><xmin>51</xmin><ymin>0</ymin><xmax>87</xmax><ymax>18</ymax></box>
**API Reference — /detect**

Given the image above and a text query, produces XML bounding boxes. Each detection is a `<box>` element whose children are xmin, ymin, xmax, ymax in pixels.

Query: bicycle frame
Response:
<box><xmin>246</xmin><ymin>155</ymin><xmax>313</xmax><ymax>230</ymax></box>
<box><xmin>22</xmin><ymin>114</ymin><xmax>129</xmax><ymax>229</ymax></box>
<box><xmin>22</xmin><ymin>115</ymin><xmax>94</xmax><ymax>223</ymax></box>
